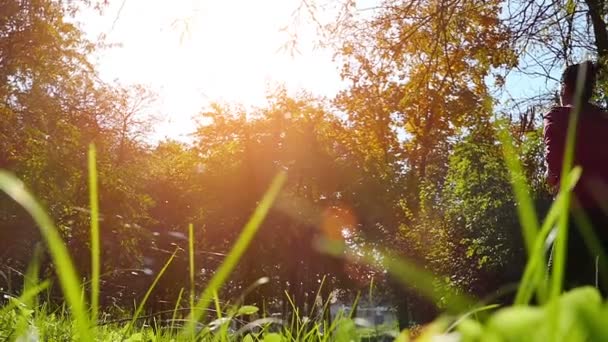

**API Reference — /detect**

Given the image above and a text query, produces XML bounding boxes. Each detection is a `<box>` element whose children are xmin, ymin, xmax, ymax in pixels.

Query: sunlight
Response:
<box><xmin>80</xmin><ymin>0</ymin><xmax>343</xmax><ymax>141</ymax></box>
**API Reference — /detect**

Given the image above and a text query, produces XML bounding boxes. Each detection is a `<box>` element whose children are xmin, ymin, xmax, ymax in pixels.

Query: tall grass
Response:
<box><xmin>550</xmin><ymin>62</ymin><xmax>588</xmax><ymax>300</ymax></box>
<box><xmin>88</xmin><ymin>144</ymin><xmax>101</xmax><ymax>326</ymax></box>
<box><xmin>449</xmin><ymin>62</ymin><xmax>608</xmax><ymax>341</ymax></box>
<box><xmin>498</xmin><ymin>62</ymin><xmax>603</xmax><ymax>308</ymax></box>
<box><xmin>0</xmin><ymin>171</ymin><xmax>93</xmax><ymax>340</ymax></box>
<box><xmin>318</xmin><ymin>239</ymin><xmax>474</xmax><ymax>314</ymax></box>
<box><xmin>0</xmin><ymin>149</ymin><xmax>290</xmax><ymax>340</ymax></box>
<box><xmin>0</xmin><ymin>153</ymin><xmax>294</xmax><ymax>340</ymax></box>
<box><xmin>125</xmin><ymin>248</ymin><xmax>177</xmax><ymax>335</ymax></box>
<box><xmin>189</xmin><ymin>223</ymin><xmax>195</xmax><ymax>318</ymax></box>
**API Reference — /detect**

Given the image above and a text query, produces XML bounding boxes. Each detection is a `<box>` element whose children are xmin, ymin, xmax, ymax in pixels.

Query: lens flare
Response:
<box><xmin>321</xmin><ymin>205</ymin><xmax>357</xmax><ymax>241</ymax></box>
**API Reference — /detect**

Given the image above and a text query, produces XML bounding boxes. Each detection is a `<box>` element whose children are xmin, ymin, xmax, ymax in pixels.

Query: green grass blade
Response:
<box><xmin>514</xmin><ymin>196</ymin><xmax>560</xmax><ymax>305</ymax></box>
<box><xmin>88</xmin><ymin>144</ymin><xmax>101</xmax><ymax>325</ymax></box>
<box><xmin>283</xmin><ymin>290</ymin><xmax>303</xmax><ymax>339</ymax></box>
<box><xmin>318</xmin><ymin>239</ymin><xmax>475</xmax><ymax>313</ymax></box>
<box><xmin>497</xmin><ymin>124</ymin><xmax>539</xmax><ymax>256</ymax></box>
<box><xmin>125</xmin><ymin>248</ymin><xmax>178</xmax><ymax>335</ymax></box>
<box><xmin>189</xmin><ymin>223</ymin><xmax>195</xmax><ymax>323</ymax></box>
<box><xmin>309</xmin><ymin>275</ymin><xmax>326</xmax><ymax>317</ymax></box>
<box><xmin>284</xmin><ymin>290</ymin><xmax>298</xmax><ymax>329</ymax></box>
<box><xmin>546</xmin><ymin>62</ymin><xmax>590</xmax><ymax>342</ymax></box>
<box><xmin>23</xmin><ymin>243</ymin><xmax>43</xmax><ymax>309</ymax></box>
<box><xmin>0</xmin><ymin>171</ymin><xmax>92</xmax><ymax>341</ymax></box>
<box><xmin>180</xmin><ymin>171</ymin><xmax>287</xmax><ymax>337</ymax></box>
<box><xmin>446</xmin><ymin>304</ymin><xmax>500</xmax><ymax>332</ymax></box>
<box><xmin>348</xmin><ymin>291</ymin><xmax>361</xmax><ymax>319</ymax></box>
<box><xmin>514</xmin><ymin>166</ymin><xmax>581</xmax><ymax>305</ymax></box>
<box><xmin>16</xmin><ymin>251</ymin><xmax>44</xmax><ymax>342</ymax></box>
<box><xmin>170</xmin><ymin>287</ymin><xmax>185</xmax><ymax>333</ymax></box>
<box><xmin>550</xmin><ymin>62</ymin><xmax>589</xmax><ymax>299</ymax></box>
<box><xmin>0</xmin><ymin>280</ymin><xmax>51</xmax><ymax>317</ymax></box>
<box><xmin>213</xmin><ymin>291</ymin><xmax>222</xmax><ymax>320</ymax></box>
<box><xmin>368</xmin><ymin>276</ymin><xmax>374</xmax><ymax>305</ymax></box>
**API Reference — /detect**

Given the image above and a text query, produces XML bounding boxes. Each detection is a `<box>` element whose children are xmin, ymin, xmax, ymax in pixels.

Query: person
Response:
<box><xmin>543</xmin><ymin>60</ymin><xmax>608</xmax><ymax>293</ymax></box>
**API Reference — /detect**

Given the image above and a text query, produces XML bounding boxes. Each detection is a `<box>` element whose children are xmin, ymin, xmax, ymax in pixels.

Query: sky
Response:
<box><xmin>78</xmin><ymin>0</ymin><xmax>560</xmax><ymax>143</ymax></box>
<box><xmin>80</xmin><ymin>0</ymin><xmax>345</xmax><ymax>142</ymax></box>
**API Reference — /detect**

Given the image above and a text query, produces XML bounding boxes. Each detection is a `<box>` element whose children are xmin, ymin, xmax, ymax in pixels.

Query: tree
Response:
<box><xmin>184</xmin><ymin>89</ymin><xmax>391</xmax><ymax>316</ymax></box>
<box><xmin>0</xmin><ymin>0</ymin><xmax>155</xmax><ymax>305</ymax></box>
<box><xmin>442</xmin><ymin>119</ymin><xmax>526</xmax><ymax>297</ymax></box>
<box><xmin>0</xmin><ymin>0</ymin><xmax>99</xmax><ymax>272</ymax></box>
<box><xmin>319</xmin><ymin>0</ymin><xmax>518</xmax><ymax>326</ymax></box>
<box><xmin>501</xmin><ymin>0</ymin><xmax>608</xmax><ymax>106</ymax></box>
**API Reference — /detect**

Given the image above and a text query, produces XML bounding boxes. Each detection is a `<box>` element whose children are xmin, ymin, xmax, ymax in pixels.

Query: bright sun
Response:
<box><xmin>79</xmin><ymin>0</ymin><xmax>343</xmax><ymax>142</ymax></box>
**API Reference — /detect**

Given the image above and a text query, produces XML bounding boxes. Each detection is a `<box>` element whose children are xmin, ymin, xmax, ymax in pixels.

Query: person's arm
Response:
<box><xmin>543</xmin><ymin>108</ymin><xmax>566</xmax><ymax>191</ymax></box>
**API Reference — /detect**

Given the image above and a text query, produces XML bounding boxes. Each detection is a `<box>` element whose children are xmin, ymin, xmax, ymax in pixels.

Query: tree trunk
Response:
<box><xmin>585</xmin><ymin>0</ymin><xmax>608</xmax><ymax>60</ymax></box>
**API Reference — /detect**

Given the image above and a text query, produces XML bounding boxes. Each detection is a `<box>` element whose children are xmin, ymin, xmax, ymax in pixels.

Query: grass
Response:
<box><xmin>2</xmin><ymin>67</ymin><xmax>608</xmax><ymax>341</ymax></box>
<box><xmin>89</xmin><ymin>144</ymin><xmax>101</xmax><ymax>327</ymax></box>
<box><xmin>0</xmin><ymin>170</ymin><xmax>92</xmax><ymax>341</ymax></box>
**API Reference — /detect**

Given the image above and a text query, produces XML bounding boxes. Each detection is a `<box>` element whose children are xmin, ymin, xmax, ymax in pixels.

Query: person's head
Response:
<box><xmin>560</xmin><ymin>60</ymin><xmax>597</xmax><ymax>105</ymax></box>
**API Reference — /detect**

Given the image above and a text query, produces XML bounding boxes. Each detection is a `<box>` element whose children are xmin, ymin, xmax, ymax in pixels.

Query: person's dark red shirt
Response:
<box><xmin>544</xmin><ymin>104</ymin><xmax>608</xmax><ymax>208</ymax></box>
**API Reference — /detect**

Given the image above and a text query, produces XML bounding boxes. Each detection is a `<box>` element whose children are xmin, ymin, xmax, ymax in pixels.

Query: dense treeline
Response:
<box><xmin>2</xmin><ymin>0</ymin><xmax>607</xmax><ymax>328</ymax></box>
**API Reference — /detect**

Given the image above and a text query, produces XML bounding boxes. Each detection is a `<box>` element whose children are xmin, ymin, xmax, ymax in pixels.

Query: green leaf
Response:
<box><xmin>457</xmin><ymin>318</ymin><xmax>483</xmax><ymax>341</ymax></box>
<box><xmin>237</xmin><ymin>305</ymin><xmax>260</xmax><ymax>316</ymax></box>
<box><xmin>485</xmin><ymin>306</ymin><xmax>545</xmax><ymax>340</ymax></box>
<box><xmin>566</xmin><ymin>0</ymin><xmax>576</xmax><ymax>15</ymax></box>
<box><xmin>263</xmin><ymin>332</ymin><xmax>283</xmax><ymax>342</ymax></box>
